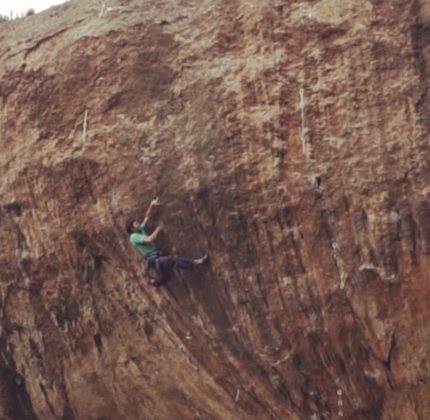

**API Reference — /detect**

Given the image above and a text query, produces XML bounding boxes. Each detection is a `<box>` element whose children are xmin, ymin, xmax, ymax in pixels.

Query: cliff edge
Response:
<box><xmin>1</xmin><ymin>0</ymin><xmax>430</xmax><ymax>419</ymax></box>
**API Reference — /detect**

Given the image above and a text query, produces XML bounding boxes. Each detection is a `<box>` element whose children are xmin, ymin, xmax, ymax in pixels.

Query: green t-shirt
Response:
<box><xmin>130</xmin><ymin>223</ymin><xmax>158</xmax><ymax>258</ymax></box>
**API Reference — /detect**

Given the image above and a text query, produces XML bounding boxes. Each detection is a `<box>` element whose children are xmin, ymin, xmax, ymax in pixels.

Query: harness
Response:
<box><xmin>145</xmin><ymin>256</ymin><xmax>160</xmax><ymax>271</ymax></box>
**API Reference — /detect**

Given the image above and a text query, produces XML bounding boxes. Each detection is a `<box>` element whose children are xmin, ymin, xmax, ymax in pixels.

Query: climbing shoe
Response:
<box><xmin>200</xmin><ymin>255</ymin><xmax>209</xmax><ymax>266</ymax></box>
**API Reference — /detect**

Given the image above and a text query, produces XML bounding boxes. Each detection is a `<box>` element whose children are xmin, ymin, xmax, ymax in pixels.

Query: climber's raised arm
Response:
<box><xmin>142</xmin><ymin>197</ymin><xmax>161</xmax><ymax>226</ymax></box>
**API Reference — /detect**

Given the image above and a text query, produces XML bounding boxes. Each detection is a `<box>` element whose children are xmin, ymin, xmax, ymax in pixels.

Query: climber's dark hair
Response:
<box><xmin>126</xmin><ymin>219</ymin><xmax>135</xmax><ymax>235</ymax></box>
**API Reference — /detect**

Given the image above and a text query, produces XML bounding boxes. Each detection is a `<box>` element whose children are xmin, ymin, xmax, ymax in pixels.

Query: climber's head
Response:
<box><xmin>126</xmin><ymin>220</ymin><xmax>140</xmax><ymax>234</ymax></box>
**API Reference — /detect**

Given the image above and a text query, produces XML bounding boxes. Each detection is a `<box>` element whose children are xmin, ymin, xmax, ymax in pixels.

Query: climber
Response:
<box><xmin>126</xmin><ymin>197</ymin><xmax>209</xmax><ymax>287</ymax></box>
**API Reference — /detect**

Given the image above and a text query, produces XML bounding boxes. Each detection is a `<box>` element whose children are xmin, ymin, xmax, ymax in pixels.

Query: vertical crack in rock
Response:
<box><xmin>381</xmin><ymin>335</ymin><xmax>397</xmax><ymax>390</ymax></box>
<box><xmin>93</xmin><ymin>333</ymin><xmax>103</xmax><ymax>356</ymax></box>
<box><xmin>39</xmin><ymin>382</ymin><xmax>55</xmax><ymax>418</ymax></box>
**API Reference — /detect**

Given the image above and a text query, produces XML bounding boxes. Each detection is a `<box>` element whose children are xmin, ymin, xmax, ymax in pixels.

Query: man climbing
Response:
<box><xmin>126</xmin><ymin>197</ymin><xmax>208</xmax><ymax>287</ymax></box>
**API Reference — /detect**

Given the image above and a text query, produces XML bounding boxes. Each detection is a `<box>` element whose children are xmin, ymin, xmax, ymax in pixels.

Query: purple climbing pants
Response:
<box><xmin>148</xmin><ymin>255</ymin><xmax>194</xmax><ymax>287</ymax></box>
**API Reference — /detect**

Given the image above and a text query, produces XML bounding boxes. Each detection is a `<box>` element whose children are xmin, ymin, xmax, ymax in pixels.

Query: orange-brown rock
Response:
<box><xmin>1</xmin><ymin>0</ymin><xmax>430</xmax><ymax>419</ymax></box>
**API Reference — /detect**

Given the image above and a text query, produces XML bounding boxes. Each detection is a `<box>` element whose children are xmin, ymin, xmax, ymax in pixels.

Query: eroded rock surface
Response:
<box><xmin>1</xmin><ymin>0</ymin><xmax>430</xmax><ymax>419</ymax></box>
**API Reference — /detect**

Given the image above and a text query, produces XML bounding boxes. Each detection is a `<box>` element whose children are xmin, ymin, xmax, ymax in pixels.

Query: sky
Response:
<box><xmin>0</xmin><ymin>0</ymin><xmax>68</xmax><ymax>17</ymax></box>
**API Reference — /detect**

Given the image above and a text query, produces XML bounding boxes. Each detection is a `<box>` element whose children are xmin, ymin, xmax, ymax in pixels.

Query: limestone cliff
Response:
<box><xmin>1</xmin><ymin>0</ymin><xmax>430</xmax><ymax>419</ymax></box>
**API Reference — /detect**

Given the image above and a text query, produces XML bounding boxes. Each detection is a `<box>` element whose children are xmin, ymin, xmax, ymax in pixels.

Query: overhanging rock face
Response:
<box><xmin>1</xmin><ymin>0</ymin><xmax>430</xmax><ymax>419</ymax></box>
